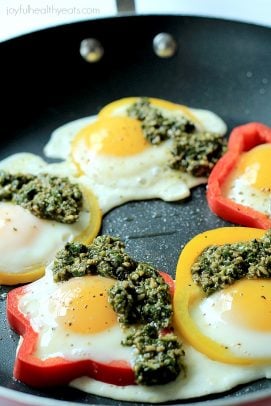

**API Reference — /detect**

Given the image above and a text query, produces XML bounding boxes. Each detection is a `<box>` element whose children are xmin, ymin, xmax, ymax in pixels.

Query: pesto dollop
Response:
<box><xmin>0</xmin><ymin>171</ymin><xmax>82</xmax><ymax>224</ymax></box>
<box><xmin>108</xmin><ymin>262</ymin><xmax>172</xmax><ymax>328</ymax></box>
<box><xmin>53</xmin><ymin>235</ymin><xmax>137</xmax><ymax>282</ymax></box>
<box><xmin>127</xmin><ymin>98</ymin><xmax>227</xmax><ymax>177</ymax></box>
<box><xmin>127</xmin><ymin>98</ymin><xmax>195</xmax><ymax>144</ymax></box>
<box><xmin>192</xmin><ymin>230</ymin><xmax>271</xmax><ymax>295</ymax></box>
<box><xmin>122</xmin><ymin>324</ymin><xmax>183</xmax><ymax>386</ymax></box>
<box><xmin>170</xmin><ymin>131</ymin><xmax>227</xmax><ymax>177</ymax></box>
<box><xmin>52</xmin><ymin>235</ymin><xmax>184</xmax><ymax>386</ymax></box>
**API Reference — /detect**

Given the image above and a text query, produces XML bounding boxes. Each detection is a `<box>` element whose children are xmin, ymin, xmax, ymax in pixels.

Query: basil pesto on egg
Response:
<box><xmin>127</xmin><ymin>98</ymin><xmax>227</xmax><ymax>177</ymax></box>
<box><xmin>192</xmin><ymin>229</ymin><xmax>271</xmax><ymax>295</ymax></box>
<box><xmin>0</xmin><ymin>170</ymin><xmax>82</xmax><ymax>224</ymax></box>
<box><xmin>127</xmin><ymin>97</ymin><xmax>196</xmax><ymax>144</ymax></box>
<box><xmin>52</xmin><ymin>235</ymin><xmax>184</xmax><ymax>386</ymax></box>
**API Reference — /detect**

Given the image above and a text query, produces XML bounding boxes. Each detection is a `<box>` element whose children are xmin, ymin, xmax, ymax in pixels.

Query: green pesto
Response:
<box><xmin>127</xmin><ymin>98</ymin><xmax>226</xmax><ymax>177</ymax></box>
<box><xmin>127</xmin><ymin>98</ymin><xmax>195</xmax><ymax>144</ymax></box>
<box><xmin>108</xmin><ymin>262</ymin><xmax>172</xmax><ymax>328</ymax></box>
<box><xmin>53</xmin><ymin>235</ymin><xmax>137</xmax><ymax>282</ymax></box>
<box><xmin>122</xmin><ymin>324</ymin><xmax>184</xmax><ymax>386</ymax></box>
<box><xmin>0</xmin><ymin>171</ymin><xmax>82</xmax><ymax>224</ymax></box>
<box><xmin>0</xmin><ymin>171</ymin><xmax>34</xmax><ymax>200</ymax></box>
<box><xmin>170</xmin><ymin>131</ymin><xmax>227</xmax><ymax>177</ymax></box>
<box><xmin>52</xmin><ymin>235</ymin><xmax>184</xmax><ymax>385</ymax></box>
<box><xmin>192</xmin><ymin>230</ymin><xmax>271</xmax><ymax>295</ymax></box>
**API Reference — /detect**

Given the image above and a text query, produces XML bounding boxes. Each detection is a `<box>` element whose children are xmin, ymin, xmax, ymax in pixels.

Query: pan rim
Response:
<box><xmin>1</xmin><ymin>13</ymin><xmax>271</xmax><ymax>406</ymax></box>
<box><xmin>1</xmin><ymin>381</ymin><xmax>271</xmax><ymax>406</ymax></box>
<box><xmin>0</xmin><ymin>13</ymin><xmax>270</xmax><ymax>45</ymax></box>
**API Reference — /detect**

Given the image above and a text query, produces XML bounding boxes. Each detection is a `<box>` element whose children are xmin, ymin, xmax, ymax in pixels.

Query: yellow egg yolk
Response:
<box><xmin>233</xmin><ymin>144</ymin><xmax>271</xmax><ymax>190</ymax></box>
<box><xmin>98</xmin><ymin>97</ymin><xmax>202</xmax><ymax>128</ymax></box>
<box><xmin>221</xmin><ymin>279</ymin><xmax>271</xmax><ymax>332</ymax></box>
<box><xmin>72</xmin><ymin>116</ymin><xmax>149</xmax><ymax>157</ymax></box>
<box><xmin>51</xmin><ymin>275</ymin><xmax>117</xmax><ymax>334</ymax></box>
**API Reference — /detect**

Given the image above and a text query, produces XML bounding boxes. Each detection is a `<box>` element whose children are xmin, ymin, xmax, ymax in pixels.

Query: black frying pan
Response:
<box><xmin>1</xmin><ymin>14</ymin><xmax>271</xmax><ymax>406</ymax></box>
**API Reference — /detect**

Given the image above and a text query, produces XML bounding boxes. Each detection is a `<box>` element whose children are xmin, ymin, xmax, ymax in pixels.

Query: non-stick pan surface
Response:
<box><xmin>1</xmin><ymin>15</ymin><xmax>271</xmax><ymax>406</ymax></box>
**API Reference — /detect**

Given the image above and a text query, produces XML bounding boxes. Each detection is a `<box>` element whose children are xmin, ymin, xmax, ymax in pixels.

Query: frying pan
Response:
<box><xmin>1</xmin><ymin>13</ymin><xmax>271</xmax><ymax>406</ymax></box>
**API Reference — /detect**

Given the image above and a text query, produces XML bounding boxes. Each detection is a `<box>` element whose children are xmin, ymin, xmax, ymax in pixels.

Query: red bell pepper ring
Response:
<box><xmin>7</xmin><ymin>271</ymin><xmax>174</xmax><ymax>388</ymax></box>
<box><xmin>207</xmin><ymin>122</ymin><xmax>271</xmax><ymax>229</ymax></box>
<box><xmin>159</xmin><ymin>270</ymin><xmax>175</xmax><ymax>297</ymax></box>
<box><xmin>7</xmin><ymin>284</ymin><xmax>135</xmax><ymax>388</ymax></box>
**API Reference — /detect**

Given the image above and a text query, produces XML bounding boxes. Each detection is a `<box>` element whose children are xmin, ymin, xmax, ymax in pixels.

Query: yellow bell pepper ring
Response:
<box><xmin>173</xmin><ymin>227</ymin><xmax>270</xmax><ymax>366</ymax></box>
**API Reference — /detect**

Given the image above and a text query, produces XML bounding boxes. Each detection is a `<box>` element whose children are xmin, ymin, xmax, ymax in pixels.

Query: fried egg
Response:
<box><xmin>14</xmin><ymin>255</ymin><xmax>271</xmax><ymax>403</ymax></box>
<box><xmin>44</xmin><ymin>98</ymin><xmax>227</xmax><ymax>213</ymax></box>
<box><xmin>192</xmin><ymin>278</ymin><xmax>271</xmax><ymax>359</ymax></box>
<box><xmin>18</xmin><ymin>272</ymin><xmax>132</xmax><ymax>363</ymax></box>
<box><xmin>173</xmin><ymin>227</ymin><xmax>271</xmax><ymax>364</ymax></box>
<box><xmin>222</xmin><ymin>143</ymin><xmax>271</xmax><ymax>217</ymax></box>
<box><xmin>0</xmin><ymin>153</ymin><xmax>101</xmax><ymax>284</ymax></box>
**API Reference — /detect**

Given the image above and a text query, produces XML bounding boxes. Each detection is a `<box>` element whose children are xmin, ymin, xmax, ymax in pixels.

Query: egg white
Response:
<box><xmin>0</xmin><ymin>202</ymin><xmax>88</xmax><ymax>274</ymax></box>
<box><xmin>44</xmin><ymin>116</ymin><xmax>97</xmax><ymax>160</ymax></box>
<box><xmin>43</xmin><ymin>105</ymin><xmax>227</xmax><ymax>214</ymax></box>
<box><xmin>16</xmin><ymin>267</ymin><xmax>271</xmax><ymax>403</ymax></box>
<box><xmin>220</xmin><ymin>143</ymin><xmax>271</xmax><ymax>218</ymax></box>
<box><xmin>223</xmin><ymin>176</ymin><xmax>271</xmax><ymax>217</ymax></box>
<box><xmin>70</xmin><ymin>345</ymin><xmax>271</xmax><ymax>403</ymax></box>
<box><xmin>71</xmin><ymin>134</ymin><xmax>206</xmax><ymax>213</ymax></box>
<box><xmin>191</xmin><ymin>290</ymin><xmax>271</xmax><ymax>359</ymax></box>
<box><xmin>0</xmin><ymin>152</ymin><xmax>78</xmax><ymax>178</ymax></box>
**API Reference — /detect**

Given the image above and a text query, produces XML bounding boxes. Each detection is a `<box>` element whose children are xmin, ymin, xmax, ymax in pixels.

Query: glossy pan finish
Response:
<box><xmin>0</xmin><ymin>15</ymin><xmax>271</xmax><ymax>406</ymax></box>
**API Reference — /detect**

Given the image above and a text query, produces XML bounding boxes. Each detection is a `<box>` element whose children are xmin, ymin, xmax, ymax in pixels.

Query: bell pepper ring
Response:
<box><xmin>173</xmin><ymin>226</ymin><xmax>270</xmax><ymax>366</ymax></box>
<box><xmin>207</xmin><ymin>122</ymin><xmax>271</xmax><ymax>229</ymax></box>
<box><xmin>0</xmin><ymin>184</ymin><xmax>102</xmax><ymax>286</ymax></box>
<box><xmin>7</xmin><ymin>271</ymin><xmax>174</xmax><ymax>388</ymax></box>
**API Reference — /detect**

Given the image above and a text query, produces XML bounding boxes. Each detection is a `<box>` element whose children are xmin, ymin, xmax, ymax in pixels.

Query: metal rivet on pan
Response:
<box><xmin>80</xmin><ymin>38</ymin><xmax>104</xmax><ymax>63</ymax></box>
<box><xmin>153</xmin><ymin>33</ymin><xmax>177</xmax><ymax>58</ymax></box>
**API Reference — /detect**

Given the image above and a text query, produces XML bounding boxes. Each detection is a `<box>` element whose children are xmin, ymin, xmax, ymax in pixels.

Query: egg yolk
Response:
<box><xmin>221</xmin><ymin>279</ymin><xmax>271</xmax><ymax>332</ymax></box>
<box><xmin>51</xmin><ymin>275</ymin><xmax>117</xmax><ymax>334</ymax></box>
<box><xmin>98</xmin><ymin>97</ymin><xmax>202</xmax><ymax>128</ymax></box>
<box><xmin>73</xmin><ymin>116</ymin><xmax>149</xmax><ymax>157</ymax></box>
<box><xmin>233</xmin><ymin>144</ymin><xmax>271</xmax><ymax>190</ymax></box>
